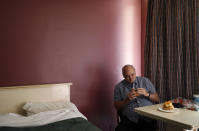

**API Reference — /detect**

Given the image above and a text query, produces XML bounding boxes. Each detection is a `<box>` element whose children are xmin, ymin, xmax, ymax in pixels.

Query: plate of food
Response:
<box><xmin>158</xmin><ymin>101</ymin><xmax>178</xmax><ymax>113</ymax></box>
<box><xmin>158</xmin><ymin>107</ymin><xmax>178</xmax><ymax>113</ymax></box>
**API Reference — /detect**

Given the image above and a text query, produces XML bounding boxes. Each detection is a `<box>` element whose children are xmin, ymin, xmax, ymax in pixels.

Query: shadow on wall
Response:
<box><xmin>82</xmin><ymin>65</ymin><xmax>116</xmax><ymax>131</ymax></box>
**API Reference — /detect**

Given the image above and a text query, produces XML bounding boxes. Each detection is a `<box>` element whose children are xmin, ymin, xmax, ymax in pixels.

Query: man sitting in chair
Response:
<box><xmin>114</xmin><ymin>64</ymin><xmax>160</xmax><ymax>131</ymax></box>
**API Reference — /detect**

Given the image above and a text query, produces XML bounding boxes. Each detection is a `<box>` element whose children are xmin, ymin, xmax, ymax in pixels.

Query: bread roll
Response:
<box><xmin>163</xmin><ymin>101</ymin><xmax>174</xmax><ymax>110</ymax></box>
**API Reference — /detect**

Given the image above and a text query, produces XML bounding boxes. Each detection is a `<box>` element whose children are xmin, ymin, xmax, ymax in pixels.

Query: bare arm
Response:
<box><xmin>114</xmin><ymin>88</ymin><xmax>160</xmax><ymax>110</ymax></box>
<box><xmin>114</xmin><ymin>98</ymin><xmax>130</xmax><ymax>110</ymax></box>
<box><xmin>114</xmin><ymin>90</ymin><xmax>137</xmax><ymax>110</ymax></box>
<box><xmin>147</xmin><ymin>93</ymin><xmax>160</xmax><ymax>102</ymax></box>
<box><xmin>137</xmin><ymin>88</ymin><xmax>160</xmax><ymax>103</ymax></box>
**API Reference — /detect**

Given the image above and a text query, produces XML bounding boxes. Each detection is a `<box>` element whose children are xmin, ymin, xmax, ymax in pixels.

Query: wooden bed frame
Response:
<box><xmin>0</xmin><ymin>83</ymin><xmax>72</xmax><ymax>115</ymax></box>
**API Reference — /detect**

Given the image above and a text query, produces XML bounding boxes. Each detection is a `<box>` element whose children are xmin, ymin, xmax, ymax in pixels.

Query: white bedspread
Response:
<box><xmin>0</xmin><ymin>108</ymin><xmax>87</xmax><ymax>127</ymax></box>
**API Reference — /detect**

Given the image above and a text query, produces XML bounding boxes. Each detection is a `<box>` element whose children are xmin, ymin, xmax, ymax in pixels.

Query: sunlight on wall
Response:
<box><xmin>122</xmin><ymin>5</ymin><xmax>134</xmax><ymax>65</ymax></box>
<box><xmin>117</xmin><ymin>0</ymin><xmax>141</xmax><ymax>80</ymax></box>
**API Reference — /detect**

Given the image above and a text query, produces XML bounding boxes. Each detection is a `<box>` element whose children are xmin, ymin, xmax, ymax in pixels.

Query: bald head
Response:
<box><xmin>122</xmin><ymin>65</ymin><xmax>136</xmax><ymax>83</ymax></box>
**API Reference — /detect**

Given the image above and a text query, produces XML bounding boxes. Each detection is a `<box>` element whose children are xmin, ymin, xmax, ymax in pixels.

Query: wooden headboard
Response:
<box><xmin>0</xmin><ymin>83</ymin><xmax>72</xmax><ymax>115</ymax></box>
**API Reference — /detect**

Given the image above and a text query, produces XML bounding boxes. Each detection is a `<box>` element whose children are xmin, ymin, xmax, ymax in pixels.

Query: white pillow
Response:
<box><xmin>23</xmin><ymin>101</ymin><xmax>77</xmax><ymax>116</ymax></box>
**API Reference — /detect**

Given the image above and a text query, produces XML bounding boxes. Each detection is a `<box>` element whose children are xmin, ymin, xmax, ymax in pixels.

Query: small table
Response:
<box><xmin>134</xmin><ymin>104</ymin><xmax>199</xmax><ymax>131</ymax></box>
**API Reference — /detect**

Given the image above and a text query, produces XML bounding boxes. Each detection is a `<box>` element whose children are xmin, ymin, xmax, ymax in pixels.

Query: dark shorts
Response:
<box><xmin>115</xmin><ymin>117</ymin><xmax>157</xmax><ymax>131</ymax></box>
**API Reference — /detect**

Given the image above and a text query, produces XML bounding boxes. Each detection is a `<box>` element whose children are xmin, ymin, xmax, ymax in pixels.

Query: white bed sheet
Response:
<box><xmin>0</xmin><ymin>108</ymin><xmax>87</xmax><ymax>127</ymax></box>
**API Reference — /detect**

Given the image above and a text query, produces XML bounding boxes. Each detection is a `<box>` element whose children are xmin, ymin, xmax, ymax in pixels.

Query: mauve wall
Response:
<box><xmin>0</xmin><ymin>0</ymin><xmax>145</xmax><ymax>130</ymax></box>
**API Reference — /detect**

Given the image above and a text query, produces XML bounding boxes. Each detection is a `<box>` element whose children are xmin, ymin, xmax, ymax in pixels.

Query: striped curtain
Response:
<box><xmin>144</xmin><ymin>0</ymin><xmax>199</xmax><ymax>103</ymax></box>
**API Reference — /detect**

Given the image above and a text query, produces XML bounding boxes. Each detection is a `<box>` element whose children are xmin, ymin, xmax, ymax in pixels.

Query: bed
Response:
<box><xmin>0</xmin><ymin>83</ymin><xmax>101</xmax><ymax>131</ymax></box>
